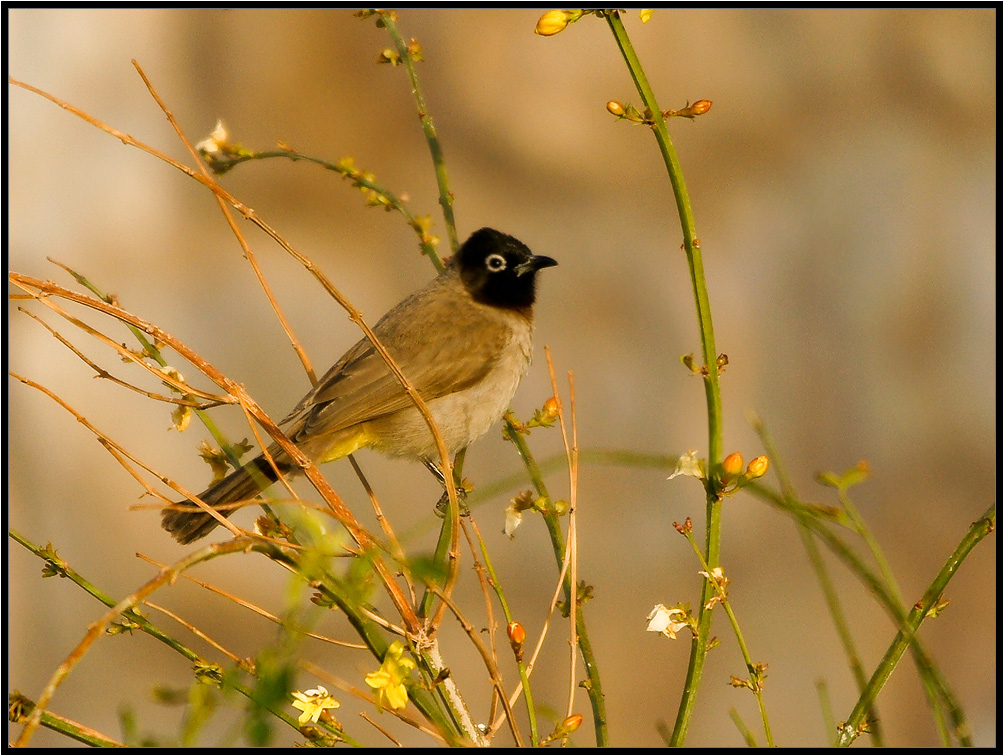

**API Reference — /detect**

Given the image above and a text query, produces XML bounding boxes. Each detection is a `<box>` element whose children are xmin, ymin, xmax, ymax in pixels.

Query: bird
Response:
<box><xmin>162</xmin><ymin>227</ymin><xmax>557</xmax><ymax>543</ymax></box>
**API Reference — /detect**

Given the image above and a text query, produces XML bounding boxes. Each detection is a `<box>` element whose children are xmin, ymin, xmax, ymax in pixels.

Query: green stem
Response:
<box><xmin>603</xmin><ymin>12</ymin><xmax>723</xmax><ymax>745</ymax></box>
<box><xmin>682</xmin><ymin>531</ymin><xmax>773</xmax><ymax>747</ymax></box>
<box><xmin>418</xmin><ymin>449</ymin><xmax>466</xmax><ymax>621</ymax></box>
<box><xmin>836</xmin><ymin>485</ymin><xmax>952</xmax><ymax>745</ymax></box>
<box><xmin>465</xmin><ymin>518</ymin><xmax>539</xmax><ymax>744</ymax></box>
<box><xmin>204</xmin><ymin>149</ymin><xmax>445</xmax><ymax>271</ymax></box>
<box><xmin>9</xmin><ymin>692</ymin><xmax>125</xmax><ymax>747</ymax></box>
<box><xmin>503</xmin><ymin>419</ymin><xmax>608</xmax><ymax>746</ymax></box>
<box><xmin>835</xmin><ymin>503</ymin><xmax>994</xmax><ymax>746</ymax></box>
<box><xmin>753</xmin><ymin>421</ymin><xmax>885</xmax><ymax>746</ymax></box>
<box><xmin>728</xmin><ymin>707</ymin><xmax>758</xmax><ymax>748</ymax></box>
<box><xmin>815</xmin><ymin>679</ymin><xmax>838</xmax><ymax>746</ymax></box>
<box><xmin>378</xmin><ymin>11</ymin><xmax>460</xmax><ymax>254</ymax></box>
<box><xmin>748</xmin><ymin>482</ymin><xmax>974</xmax><ymax>745</ymax></box>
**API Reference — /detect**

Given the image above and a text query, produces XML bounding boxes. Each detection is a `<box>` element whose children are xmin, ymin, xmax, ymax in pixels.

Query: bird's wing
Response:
<box><xmin>280</xmin><ymin>284</ymin><xmax>513</xmax><ymax>442</ymax></box>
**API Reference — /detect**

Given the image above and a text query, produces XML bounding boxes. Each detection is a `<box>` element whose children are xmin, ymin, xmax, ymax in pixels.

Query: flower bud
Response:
<box><xmin>507</xmin><ymin>620</ymin><xmax>526</xmax><ymax>646</ymax></box>
<box><xmin>606</xmin><ymin>100</ymin><xmax>625</xmax><ymax>117</ymax></box>
<box><xmin>535</xmin><ymin>10</ymin><xmax>572</xmax><ymax>36</ymax></box>
<box><xmin>690</xmin><ymin>99</ymin><xmax>712</xmax><ymax>115</ymax></box>
<box><xmin>558</xmin><ymin>713</ymin><xmax>583</xmax><ymax>736</ymax></box>
<box><xmin>722</xmin><ymin>452</ymin><xmax>744</xmax><ymax>480</ymax></box>
<box><xmin>507</xmin><ymin>621</ymin><xmax>526</xmax><ymax>661</ymax></box>
<box><xmin>745</xmin><ymin>455</ymin><xmax>769</xmax><ymax>480</ymax></box>
<box><xmin>541</xmin><ymin>396</ymin><xmax>560</xmax><ymax>422</ymax></box>
<box><xmin>673</xmin><ymin>517</ymin><xmax>693</xmax><ymax>535</ymax></box>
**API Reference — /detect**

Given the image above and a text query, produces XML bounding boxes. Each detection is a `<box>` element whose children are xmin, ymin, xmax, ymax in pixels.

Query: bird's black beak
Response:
<box><xmin>515</xmin><ymin>254</ymin><xmax>558</xmax><ymax>277</ymax></box>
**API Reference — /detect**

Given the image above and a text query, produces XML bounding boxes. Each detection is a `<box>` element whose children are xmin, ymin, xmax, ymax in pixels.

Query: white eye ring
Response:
<box><xmin>485</xmin><ymin>253</ymin><xmax>507</xmax><ymax>271</ymax></box>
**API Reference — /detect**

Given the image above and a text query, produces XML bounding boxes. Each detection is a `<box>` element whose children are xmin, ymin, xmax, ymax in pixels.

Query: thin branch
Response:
<box><xmin>18</xmin><ymin>307</ymin><xmax>211</xmax><ymax>408</ymax></box>
<box><xmin>543</xmin><ymin>347</ymin><xmax>580</xmax><ymax>722</ymax></box>
<box><xmin>8</xmin><ymin>370</ymin><xmax>245</xmax><ymax>540</ymax></box>
<box><xmin>10</xmin><ymin>273</ymin><xmax>420</xmax><ymax>631</ymax></box>
<box><xmin>143</xmin><ymin>601</ymin><xmax>251</xmax><ymax>670</ymax></box>
<box><xmin>14</xmin><ymin>537</ymin><xmax>265</xmax><ymax>746</ymax></box>
<box><xmin>131</xmin><ymin>60</ymin><xmax>318</xmax><ymax>385</ymax></box>
<box><xmin>835</xmin><ymin>503</ymin><xmax>995</xmax><ymax>746</ymax></box>
<box><xmin>136</xmin><ymin>553</ymin><xmax>367</xmax><ymax>649</ymax></box>
<box><xmin>9</xmin><ymin>77</ymin><xmax>463</xmax><ymax>617</ymax></box>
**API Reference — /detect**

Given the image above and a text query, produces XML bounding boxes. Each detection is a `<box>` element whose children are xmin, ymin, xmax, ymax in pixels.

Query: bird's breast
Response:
<box><xmin>369</xmin><ymin>313</ymin><xmax>534</xmax><ymax>459</ymax></box>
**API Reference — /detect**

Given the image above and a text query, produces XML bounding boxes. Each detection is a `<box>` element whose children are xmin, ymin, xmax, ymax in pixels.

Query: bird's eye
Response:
<box><xmin>485</xmin><ymin>253</ymin><xmax>507</xmax><ymax>272</ymax></box>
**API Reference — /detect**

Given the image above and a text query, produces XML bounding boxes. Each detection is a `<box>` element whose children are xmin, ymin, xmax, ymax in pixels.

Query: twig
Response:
<box><xmin>9</xmin><ymin>77</ymin><xmax>463</xmax><ymax>621</ymax></box>
<box><xmin>679</xmin><ymin>528</ymin><xmax>774</xmax><ymax>746</ymax></box>
<box><xmin>423</xmin><ymin>588</ymin><xmax>523</xmax><ymax>746</ymax></box>
<box><xmin>9</xmin><ymin>273</ymin><xmax>420</xmax><ymax>632</ymax></box>
<box><xmin>8</xmin><ymin>692</ymin><xmax>126</xmax><ymax>747</ymax></box>
<box><xmin>143</xmin><ymin>601</ymin><xmax>251</xmax><ymax>670</ymax></box>
<box><xmin>461</xmin><ymin>515</ymin><xmax>539</xmax><ymax>744</ymax></box>
<box><xmin>18</xmin><ymin>307</ymin><xmax>211</xmax><ymax>408</ymax></box>
<box><xmin>835</xmin><ymin>503</ymin><xmax>994</xmax><ymax>746</ymax></box>
<box><xmin>359</xmin><ymin>711</ymin><xmax>403</xmax><ymax>746</ymax></box>
<box><xmin>131</xmin><ymin>60</ymin><xmax>318</xmax><ymax>385</ymax></box>
<box><xmin>136</xmin><ymin>553</ymin><xmax>367</xmax><ymax>649</ymax></box>
<box><xmin>375</xmin><ymin>11</ymin><xmax>459</xmax><ymax>254</ymax></box>
<box><xmin>8</xmin><ymin>369</ymin><xmax>245</xmax><ymax>540</ymax></box>
<box><xmin>543</xmin><ymin>347</ymin><xmax>580</xmax><ymax>723</ymax></box>
<box><xmin>13</xmin><ymin>537</ymin><xmax>265</xmax><ymax>746</ymax></box>
<box><xmin>501</xmin><ymin>417</ymin><xmax>607</xmax><ymax>745</ymax></box>
<box><xmin>14</xmin><ymin>289</ymin><xmax>228</xmax><ymax>403</ymax></box>
<box><xmin>348</xmin><ymin>453</ymin><xmax>417</xmax><ymax>606</ymax></box>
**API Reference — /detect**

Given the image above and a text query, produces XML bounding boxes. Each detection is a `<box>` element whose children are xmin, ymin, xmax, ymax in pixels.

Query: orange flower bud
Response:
<box><xmin>606</xmin><ymin>100</ymin><xmax>625</xmax><ymax>117</ymax></box>
<box><xmin>541</xmin><ymin>396</ymin><xmax>560</xmax><ymax>421</ymax></box>
<box><xmin>690</xmin><ymin>99</ymin><xmax>712</xmax><ymax>115</ymax></box>
<box><xmin>745</xmin><ymin>455</ymin><xmax>769</xmax><ymax>480</ymax></box>
<box><xmin>506</xmin><ymin>621</ymin><xmax>526</xmax><ymax>647</ymax></box>
<box><xmin>722</xmin><ymin>452</ymin><xmax>744</xmax><ymax>480</ymax></box>
<box><xmin>507</xmin><ymin>621</ymin><xmax>526</xmax><ymax>662</ymax></box>
<box><xmin>559</xmin><ymin>713</ymin><xmax>583</xmax><ymax>735</ymax></box>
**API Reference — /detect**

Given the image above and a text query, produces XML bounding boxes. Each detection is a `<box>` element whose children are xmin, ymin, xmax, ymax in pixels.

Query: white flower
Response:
<box><xmin>698</xmin><ymin>566</ymin><xmax>728</xmax><ymax>587</ymax></box>
<box><xmin>503</xmin><ymin>504</ymin><xmax>522</xmax><ymax>539</ymax></box>
<box><xmin>668</xmin><ymin>449</ymin><xmax>703</xmax><ymax>480</ymax></box>
<box><xmin>195</xmin><ymin>119</ymin><xmax>229</xmax><ymax>155</ymax></box>
<box><xmin>646</xmin><ymin>604</ymin><xmax>689</xmax><ymax>640</ymax></box>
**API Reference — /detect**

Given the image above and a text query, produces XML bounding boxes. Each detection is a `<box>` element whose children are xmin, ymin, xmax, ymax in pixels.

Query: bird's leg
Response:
<box><xmin>425</xmin><ymin>455</ymin><xmax>470</xmax><ymax>517</ymax></box>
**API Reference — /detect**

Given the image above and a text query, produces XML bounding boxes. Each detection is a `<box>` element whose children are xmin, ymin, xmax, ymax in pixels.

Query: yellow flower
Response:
<box><xmin>365</xmin><ymin>641</ymin><xmax>416</xmax><ymax>711</ymax></box>
<box><xmin>290</xmin><ymin>685</ymin><xmax>340</xmax><ymax>726</ymax></box>
<box><xmin>640</xmin><ymin>9</ymin><xmax>654</xmax><ymax>23</ymax></box>
<box><xmin>646</xmin><ymin>604</ymin><xmax>689</xmax><ymax>640</ymax></box>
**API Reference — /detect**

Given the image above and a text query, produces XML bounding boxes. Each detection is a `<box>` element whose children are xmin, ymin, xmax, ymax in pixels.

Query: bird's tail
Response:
<box><xmin>161</xmin><ymin>455</ymin><xmax>288</xmax><ymax>544</ymax></box>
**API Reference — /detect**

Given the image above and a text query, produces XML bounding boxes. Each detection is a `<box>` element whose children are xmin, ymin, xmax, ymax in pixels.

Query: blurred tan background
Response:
<box><xmin>7</xmin><ymin>8</ymin><xmax>997</xmax><ymax>748</ymax></box>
